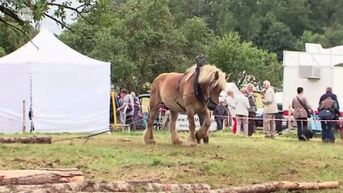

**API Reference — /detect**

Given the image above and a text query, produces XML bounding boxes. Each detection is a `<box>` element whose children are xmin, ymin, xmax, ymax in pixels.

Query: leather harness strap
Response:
<box><xmin>175</xmin><ymin>72</ymin><xmax>188</xmax><ymax>112</ymax></box>
<box><xmin>194</xmin><ymin>66</ymin><xmax>206</xmax><ymax>104</ymax></box>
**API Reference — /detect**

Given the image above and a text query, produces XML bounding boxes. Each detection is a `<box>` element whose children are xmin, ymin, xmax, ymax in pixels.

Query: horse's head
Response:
<box><xmin>198</xmin><ymin>65</ymin><xmax>227</xmax><ymax>111</ymax></box>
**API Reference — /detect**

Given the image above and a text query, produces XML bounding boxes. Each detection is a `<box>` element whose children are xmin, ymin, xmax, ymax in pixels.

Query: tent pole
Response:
<box><xmin>111</xmin><ymin>90</ymin><xmax>117</xmax><ymax>130</ymax></box>
<box><xmin>22</xmin><ymin>100</ymin><xmax>26</xmax><ymax>133</ymax></box>
<box><xmin>29</xmin><ymin>73</ymin><xmax>34</xmax><ymax>133</ymax></box>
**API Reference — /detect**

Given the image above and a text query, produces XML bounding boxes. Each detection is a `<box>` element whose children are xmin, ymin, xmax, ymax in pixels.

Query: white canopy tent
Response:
<box><xmin>0</xmin><ymin>29</ymin><xmax>111</xmax><ymax>133</ymax></box>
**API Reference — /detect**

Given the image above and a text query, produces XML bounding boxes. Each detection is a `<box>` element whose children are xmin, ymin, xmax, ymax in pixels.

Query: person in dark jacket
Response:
<box><xmin>318</xmin><ymin>87</ymin><xmax>340</xmax><ymax>143</ymax></box>
<box><xmin>246</xmin><ymin>83</ymin><xmax>257</xmax><ymax>136</ymax></box>
<box><xmin>213</xmin><ymin>99</ymin><xmax>228</xmax><ymax>131</ymax></box>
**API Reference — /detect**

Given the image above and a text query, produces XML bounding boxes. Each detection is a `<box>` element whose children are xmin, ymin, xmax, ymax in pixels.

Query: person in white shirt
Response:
<box><xmin>235</xmin><ymin>88</ymin><xmax>250</xmax><ymax>136</ymax></box>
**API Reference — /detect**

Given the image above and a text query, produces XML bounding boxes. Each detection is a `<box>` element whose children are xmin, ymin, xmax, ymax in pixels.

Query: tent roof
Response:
<box><xmin>0</xmin><ymin>29</ymin><xmax>109</xmax><ymax>66</ymax></box>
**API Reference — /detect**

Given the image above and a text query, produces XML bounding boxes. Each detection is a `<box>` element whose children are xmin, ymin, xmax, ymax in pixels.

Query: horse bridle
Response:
<box><xmin>204</xmin><ymin>74</ymin><xmax>219</xmax><ymax>111</ymax></box>
<box><xmin>176</xmin><ymin>70</ymin><xmax>219</xmax><ymax>112</ymax></box>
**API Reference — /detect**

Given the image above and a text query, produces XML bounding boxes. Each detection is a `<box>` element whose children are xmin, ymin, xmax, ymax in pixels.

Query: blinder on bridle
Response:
<box><xmin>205</xmin><ymin>73</ymin><xmax>220</xmax><ymax>111</ymax></box>
<box><xmin>206</xmin><ymin>98</ymin><xmax>217</xmax><ymax>111</ymax></box>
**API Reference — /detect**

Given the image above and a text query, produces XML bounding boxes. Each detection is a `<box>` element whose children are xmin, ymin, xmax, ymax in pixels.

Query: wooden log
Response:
<box><xmin>0</xmin><ymin>180</ymin><xmax>338</xmax><ymax>193</ymax></box>
<box><xmin>0</xmin><ymin>181</ymin><xmax>211</xmax><ymax>192</ymax></box>
<box><xmin>279</xmin><ymin>181</ymin><xmax>340</xmax><ymax>191</ymax></box>
<box><xmin>72</xmin><ymin>181</ymin><xmax>211</xmax><ymax>192</ymax></box>
<box><xmin>0</xmin><ymin>169</ymin><xmax>84</xmax><ymax>185</ymax></box>
<box><xmin>0</xmin><ymin>136</ymin><xmax>51</xmax><ymax>144</ymax></box>
<box><xmin>0</xmin><ymin>183</ymin><xmax>76</xmax><ymax>193</ymax></box>
<box><xmin>211</xmin><ymin>181</ymin><xmax>340</xmax><ymax>193</ymax></box>
<box><xmin>142</xmin><ymin>183</ymin><xmax>211</xmax><ymax>192</ymax></box>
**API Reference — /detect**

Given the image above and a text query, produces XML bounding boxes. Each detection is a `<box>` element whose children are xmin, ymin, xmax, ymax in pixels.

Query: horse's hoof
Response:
<box><xmin>144</xmin><ymin>139</ymin><xmax>156</xmax><ymax>144</ymax></box>
<box><xmin>203</xmin><ymin>136</ymin><xmax>209</xmax><ymax>144</ymax></box>
<box><xmin>188</xmin><ymin>141</ymin><xmax>197</xmax><ymax>147</ymax></box>
<box><xmin>195</xmin><ymin>132</ymin><xmax>201</xmax><ymax>144</ymax></box>
<box><xmin>181</xmin><ymin>141</ymin><xmax>197</xmax><ymax>147</ymax></box>
<box><xmin>172</xmin><ymin>140</ymin><xmax>183</xmax><ymax>145</ymax></box>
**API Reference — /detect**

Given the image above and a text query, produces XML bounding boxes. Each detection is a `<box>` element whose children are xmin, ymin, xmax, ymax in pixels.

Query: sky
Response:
<box><xmin>40</xmin><ymin>0</ymin><xmax>79</xmax><ymax>35</ymax></box>
<box><xmin>40</xmin><ymin>18</ymin><xmax>64</xmax><ymax>35</ymax></box>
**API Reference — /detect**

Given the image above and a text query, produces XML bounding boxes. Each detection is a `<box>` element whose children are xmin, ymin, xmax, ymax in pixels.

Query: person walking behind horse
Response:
<box><xmin>213</xmin><ymin>98</ymin><xmax>228</xmax><ymax>131</ymax></box>
<box><xmin>291</xmin><ymin>87</ymin><xmax>313</xmax><ymax>141</ymax></box>
<box><xmin>318</xmin><ymin>87</ymin><xmax>340</xmax><ymax>143</ymax></box>
<box><xmin>246</xmin><ymin>83</ymin><xmax>257</xmax><ymax>136</ymax></box>
<box><xmin>235</xmin><ymin>88</ymin><xmax>250</xmax><ymax>136</ymax></box>
<box><xmin>262</xmin><ymin>80</ymin><xmax>278</xmax><ymax>138</ymax></box>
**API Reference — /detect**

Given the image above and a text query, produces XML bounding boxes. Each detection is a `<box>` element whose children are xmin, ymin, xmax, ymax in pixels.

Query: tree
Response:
<box><xmin>295</xmin><ymin>25</ymin><xmax>343</xmax><ymax>50</ymax></box>
<box><xmin>269</xmin><ymin>0</ymin><xmax>310</xmax><ymax>37</ymax></box>
<box><xmin>0</xmin><ymin>0</ymin><xmax>95</xmax><ymax>34</ymax></box>
<box><xmin>61</xmin><ymin>0</ymin><xmax>195</xmax><ymax>93</ymax></box>
<box><xmin>208</xmin><ymin>33</ymin><xmax>282</xmax><ymax>88</ymax></box>
<box><xmin>253</xmin><ymin>21</ymin><xmax>296</xmax><ymax>61</ymax></box>
<box><xmin>0</xmin><ymin>47</ymin><xmax>5</xmax><ymax>57</ymax></box>
<box><xmin>0</xmin><ymin>23</ymin><xmax>31</xmax><ymax>55</ymax></box>
<box><xmin>178</xmin><ymin>17</ymin><xmax>215</xmax><ymax>66</ymax></box>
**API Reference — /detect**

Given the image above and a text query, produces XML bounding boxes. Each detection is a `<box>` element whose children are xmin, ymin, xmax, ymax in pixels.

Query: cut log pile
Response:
<box><xmin>0</xmin><ymin>169</ymin><xmax>340</xmax><ymax>193</ymax></box>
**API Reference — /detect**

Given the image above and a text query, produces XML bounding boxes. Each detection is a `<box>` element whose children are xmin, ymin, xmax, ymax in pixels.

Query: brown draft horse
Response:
<box><xmin>144</xmin><ymin>65</ymin><xmax>227</xmax><ymax>146</ymax></box>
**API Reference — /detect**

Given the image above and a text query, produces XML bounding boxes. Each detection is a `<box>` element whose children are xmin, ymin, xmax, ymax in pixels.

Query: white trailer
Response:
<box><xmin>283</xmin><ymin>43</ymin><xmax>343</xmax><ymax>112</ymax></box>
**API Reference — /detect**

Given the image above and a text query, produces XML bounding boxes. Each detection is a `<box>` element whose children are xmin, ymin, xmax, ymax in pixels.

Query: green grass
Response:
<box><xmin>0</xmin><ymin>130</ymin><xmax>342</xmax><ymax>192</ymax></box>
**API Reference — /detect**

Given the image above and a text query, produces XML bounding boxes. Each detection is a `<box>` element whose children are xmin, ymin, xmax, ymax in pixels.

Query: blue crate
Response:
<box><xmin>308</xmin><ymin>114</ymin><xmax>322</xmax><ymax>132</ymax></box>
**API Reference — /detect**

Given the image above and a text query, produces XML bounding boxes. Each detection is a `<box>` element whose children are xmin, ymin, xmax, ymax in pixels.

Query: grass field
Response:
<box><xmin>0</xmin><ymin>130</ymin><xmax>342</xmax><ymax>192</ymax></box>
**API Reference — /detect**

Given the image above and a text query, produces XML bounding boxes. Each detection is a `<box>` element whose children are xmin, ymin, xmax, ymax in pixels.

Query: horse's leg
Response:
<box><xmin>144</xmin><ymin>108</ymin><xmax>158</xmax><ymax>144</ymax></box>
<box><xmin>198</xmin><ymin>115</ymin><xmax>204</xmax><ymax>128</ymax></box>
<box><xmin>186</xmin><ymin>109</ymin><xmax>197</xmax><ymax>146</ymax></box>
<box><xmin>169</xmin><ymin>111</ymin><xmax>182</xmax><ymax>145</ymax></box>
<box><xmin>195</xmin><ymin>110</ymin><xmax>211</xmax><ymax>144</ymax></box>
<box><xmin>144</xmin><ymin>90</ymin><xmax>161</xmax><ymax>144</ymax></box>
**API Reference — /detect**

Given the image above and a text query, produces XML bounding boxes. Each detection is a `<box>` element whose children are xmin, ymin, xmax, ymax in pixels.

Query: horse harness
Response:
<box><xmin>175</xmin><ymin>68</ymin><xmax>206</xmax><ymax>112</ymax></box>
<box><xmin>175</xmin><ymin>72</ymin><xmax>188</xmax><ymax>112</ymax></box>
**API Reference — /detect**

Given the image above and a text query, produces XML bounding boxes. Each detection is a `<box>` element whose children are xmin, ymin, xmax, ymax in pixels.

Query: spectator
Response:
<box><xmin>318</xmin><ymin>87</ymin><xmax>340</xmax><ymax>143</ymax></box>
<box><xmin>246</xmin><ymin>83</ymin><xmax>257</xmax><ymax>136</ymax></box>
<box><xmin>235</xmin><ymin>88</ymin><xmax>250</xmax><ymax>136</ymax></box>
<box><xmin>131</xmin><ymin>92</ymin><xmax>142</xmax><ymax>130</ymax></box>
<box><xmin>291</xmin><ymin>87</ymin><xmax>312</xmax><ymax>141</ymax></box>
<box><xmin>117</xmin><ymin>89</ymin><xmax>135</xmax><ymax>129</ymax></box>
<box><xmin>131</xmin><ymin>92</ymin><xmax>140</xmax><ymax>115</ymax></box>
<box><xmin>226</xmin><ymin>90</ymin><xmax>237</xmax><ymax>133</ymax></box>
<box><xmin>115</xmin><ymin>94</ymin><xmax>123</xmax><ymax>123</ymax></box>
<box><xmin>262</xmin><ymin>80</ymin><xmax>278</xmax><ymax>138</ymax></box>
<box><xmin>213</xmin><ymin>98</ymin><xmax>228</xmax><ymax>131</ymax></box>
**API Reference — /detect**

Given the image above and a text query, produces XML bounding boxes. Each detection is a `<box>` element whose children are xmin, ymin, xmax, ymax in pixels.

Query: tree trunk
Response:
<box><xmin>0</xmin><ymin>136</ymin><xmax>51</xmax><ymax>144</ymax></box>
<box><xmin>0</xmin><ymin>169</ymin><xmax>84</xmax><ymax>185</ymax></box>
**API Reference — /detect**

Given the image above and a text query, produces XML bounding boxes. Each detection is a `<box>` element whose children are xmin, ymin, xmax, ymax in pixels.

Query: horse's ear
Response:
<box><xmin>214</xmin><ymin>71</ymin><xmax>219</xmax><ymax>80</ymax></box>
<box><xmin>225</xmin><ymin>73</ymin><xmax>231</xmax><ymax>81</ymax></box>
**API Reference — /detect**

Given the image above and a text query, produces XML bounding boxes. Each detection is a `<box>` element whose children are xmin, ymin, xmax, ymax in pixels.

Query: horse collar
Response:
<box><xmin>194</xmin><ymin>67</ymin><xmax>206</xmax><ymax>103</ymax></box>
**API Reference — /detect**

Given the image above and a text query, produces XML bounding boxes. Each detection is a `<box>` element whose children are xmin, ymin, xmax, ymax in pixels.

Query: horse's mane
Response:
<box><xmin>185</xmin><ymin>65</ymin><xmax>226</xmax><ymax>89</ymax></box>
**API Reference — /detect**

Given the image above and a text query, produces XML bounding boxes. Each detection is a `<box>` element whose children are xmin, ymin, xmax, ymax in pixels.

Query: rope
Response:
<box><xmin>53</xmin><ymin>129</ymin><xmax>111</xmax><ymax>143</ymax></box>
<box><xmin>212</xmin><ymin>114</ymin><xmax>342</xmax><ymax>123</ymax></box>
<box><xmin>53</xmin><ymin>92</ymin><xmax>196</xmax><ymax>143</ymax></box>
